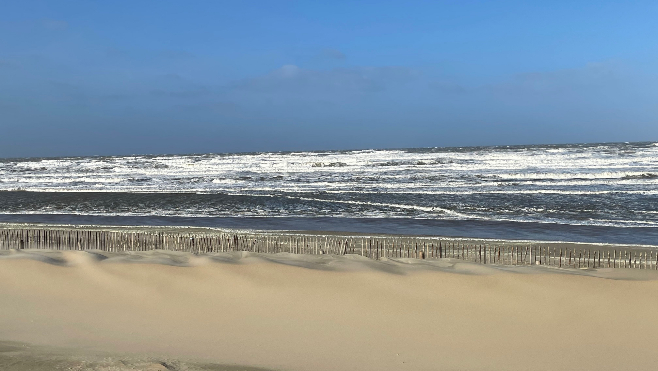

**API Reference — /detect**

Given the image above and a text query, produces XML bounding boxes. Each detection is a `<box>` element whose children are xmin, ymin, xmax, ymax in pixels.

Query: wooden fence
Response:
<box><xmin>1</xmin><ymin>226</ymin><xmax>657</xmax><ymax>269</ymax></box>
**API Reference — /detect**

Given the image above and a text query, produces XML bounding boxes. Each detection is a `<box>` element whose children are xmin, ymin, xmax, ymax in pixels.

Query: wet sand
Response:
<box><xmin>1</xmin><ymin>249</ymin><xmax>657</xmax><ymax>371</ymax></box>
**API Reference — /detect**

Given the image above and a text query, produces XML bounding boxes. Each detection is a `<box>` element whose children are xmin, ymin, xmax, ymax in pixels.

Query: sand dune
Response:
<box><xmin>1</xmin><ymin>250</ymin><xmax>657</xmax><ymax>371</ymax></box>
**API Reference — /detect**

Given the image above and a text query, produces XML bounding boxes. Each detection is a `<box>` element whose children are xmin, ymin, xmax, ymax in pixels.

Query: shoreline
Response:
<box><xmin>2</xmin><ymin>213</ymin><xmax>656</xmax><ymax>246</ymax></box>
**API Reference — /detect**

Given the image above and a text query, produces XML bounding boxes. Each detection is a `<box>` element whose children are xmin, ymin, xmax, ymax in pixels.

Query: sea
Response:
<box><xmin>1</xmin><ymin>142</ymin><xmax>657</xmax><ymax>245</ymax></box>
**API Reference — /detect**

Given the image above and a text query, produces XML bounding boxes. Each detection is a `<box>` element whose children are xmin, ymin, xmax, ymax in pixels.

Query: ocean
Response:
<box><xmin>1</xmin><ymin>142</ymin><xmax>657</xmax><ymax>245</ymax></box>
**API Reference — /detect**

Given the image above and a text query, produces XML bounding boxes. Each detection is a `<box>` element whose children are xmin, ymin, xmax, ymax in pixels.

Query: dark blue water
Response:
<box><xmin>1</xmin><ymin>142</ymin><xmax>657</xmax><ymax>244</ymax></box>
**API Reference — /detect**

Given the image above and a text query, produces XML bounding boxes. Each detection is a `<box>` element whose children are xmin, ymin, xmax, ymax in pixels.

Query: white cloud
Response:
<box><xmin>320</xmin><ymin>48</ymin><xmax>346</xmax><ymax>60</ymax></box>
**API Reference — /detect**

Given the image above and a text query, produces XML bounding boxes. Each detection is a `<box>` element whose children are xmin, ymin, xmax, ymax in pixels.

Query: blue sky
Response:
<box><xmin>1</xmin><ymin>1</ymin><xmax>657</xmax><ymax>157</ymax></box>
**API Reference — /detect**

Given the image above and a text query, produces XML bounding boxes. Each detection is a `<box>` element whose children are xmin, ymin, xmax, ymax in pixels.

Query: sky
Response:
<box><xmin>0</xmin><ymin>0</ymin><xmax>657</xmax><ymax>157</ymax></box>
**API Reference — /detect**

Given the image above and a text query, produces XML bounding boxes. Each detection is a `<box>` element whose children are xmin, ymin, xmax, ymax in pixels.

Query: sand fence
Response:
<box><xmin>1</xmin><ymin>226</ymin><xmax>657</xmax><ymax>270</ymax></box>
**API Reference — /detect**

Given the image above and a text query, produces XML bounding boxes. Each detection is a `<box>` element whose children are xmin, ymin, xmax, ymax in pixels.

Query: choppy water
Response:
<box><xmin>1</xmin><ymin>142</ymin><xmax>657</xmax><ymax>244</ymax></box>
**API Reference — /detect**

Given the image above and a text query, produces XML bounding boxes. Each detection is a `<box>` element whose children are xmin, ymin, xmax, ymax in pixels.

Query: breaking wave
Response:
<box><xmin>1</xmin><ymin>141</ymin><xmax>657</xmax><ymax>234</ymax></box>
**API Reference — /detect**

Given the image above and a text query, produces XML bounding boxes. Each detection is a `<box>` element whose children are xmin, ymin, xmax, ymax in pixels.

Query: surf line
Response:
<box><xmin>281</xmin><ymin>195</ymin><xmax>473</xmax><ymax>219</ymax></box>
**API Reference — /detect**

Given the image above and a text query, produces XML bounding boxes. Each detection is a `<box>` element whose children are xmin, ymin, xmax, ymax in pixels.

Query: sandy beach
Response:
<box><xmin>0</xmin><ymin>249</ymin><xmax>657</xmax><ymax>371</ymax></box>
<box><xmin>4</xmin><ymin>0</ymin><xmax>657</xmax><ymax>369</ymax></box>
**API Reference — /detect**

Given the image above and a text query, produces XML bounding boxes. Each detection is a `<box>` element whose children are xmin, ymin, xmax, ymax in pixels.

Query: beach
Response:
<box><xmin>4</xmin><ymin>2</ymin><xmax>657</xmax><ymax>370</ymax></box>
<box><xmin>1</xmin><ymin>248</ymin><xmax>657</xmax><ymax>371</ymax></box>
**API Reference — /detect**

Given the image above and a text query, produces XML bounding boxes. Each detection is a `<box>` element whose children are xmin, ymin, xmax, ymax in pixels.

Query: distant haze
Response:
<box><xmin>1</xmin><ymin>1</ymin><xmax>657</xmax><ymax>158</ymax></box>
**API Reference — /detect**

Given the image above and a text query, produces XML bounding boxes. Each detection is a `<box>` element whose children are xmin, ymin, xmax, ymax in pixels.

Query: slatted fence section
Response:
<box><xmin>0</xmin><ymin>227</ymin><xmax>656</xmax><ymax>269</ymax></box>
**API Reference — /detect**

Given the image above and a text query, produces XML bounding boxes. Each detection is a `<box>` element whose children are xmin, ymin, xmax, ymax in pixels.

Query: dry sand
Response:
<box><xmin>1</xmin><ymin>249</ymin><xmax>657</xmax><ymax>371</ymax></box>
<box><xmin>0</xmin><ymin>340</ymin><xmax>272</xmax><ymax>371</ymax></box>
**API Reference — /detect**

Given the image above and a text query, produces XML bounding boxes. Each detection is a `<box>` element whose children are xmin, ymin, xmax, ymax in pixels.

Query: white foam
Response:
<box><xmin>1</xmin><ymin>143</ymin><xmax>658</xmax><ymax>228</ymax></box>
